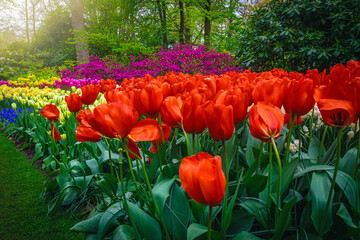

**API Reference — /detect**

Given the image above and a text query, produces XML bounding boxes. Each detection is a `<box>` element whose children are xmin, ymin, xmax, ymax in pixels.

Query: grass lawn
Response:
<box><xmin>0</xmin><ymin>133</ymin><xmax>83</xmax><ymax>240</ymax></box>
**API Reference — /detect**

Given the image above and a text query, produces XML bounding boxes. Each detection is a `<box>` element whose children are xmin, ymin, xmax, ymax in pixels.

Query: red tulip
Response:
<box><xmin>317</xmin><ymin>99</ymin><xmax>355</xmax><ymax>127</ymax></box>
<box><xmin>160</xmin><ymin>96</ymin><xmax>183</xmax><ymax>128</ymax></box>
<box><xmin>80</xmin><ymin>84</ymin><xmax>101</xmax><ymax>105</ymax></box>
<box><xmin>252</xmin><ymin>78</ymin><xmax>285</xmax><ymax>108</ymax></box>
<box><xmin>223</xmin><ymin>88</ymin><xmax>249</xmax><ymax>124</ymax></box>
<box><xmin>179</xmin><ymin>152</ymin><xmax>226</xmax><ymax>206</ymax></box>
<box><xmin>249</xmin><ymin>102</ymin><xmax>284</xmax><ymax>142</ymax></box>
<box><xmin>283</xmin><ymin>78</ymin><xmax>315</xmax><ymax>116</ymax></box>
<box><xmin>181</xmin><ymin>94</ymin><xmax>207</xmax><ymax>134</ymax></box>
<box><xmin>76</xmin><ymin>126</ymin><xmax>102</xmax><ymax>142</ymax></box>
<box><xmin>140</xmin><ymin>83</ymin><xmax>164</xmax><ymax>116</ymax></box>
<box><xmin>98</xmin><ymin>79</ymin><xmax>117</xmax><ymax>93</ymax></box>
<box><xmin>65</xmin><ymin>93</ymin><xmax>83</xmax><ymax>113</ymax></box>
<box><xmin>50</xmin><ymin>124</ymin><xmax>61</xmax><ymax>141</ymax></box>
<box><xmin>41</xmin><ymin>104</ymin><xmax>61</xmax><ymax>141</ymax></box>
<box><xmin>205</xmin><ymin>102</ymin><xmax>234</xmax><ymax>141</ymax></box>
<box><xmin>40</xmin><ymin>104</ymin><xmax>60</xmax><ymax>123</ymax></box>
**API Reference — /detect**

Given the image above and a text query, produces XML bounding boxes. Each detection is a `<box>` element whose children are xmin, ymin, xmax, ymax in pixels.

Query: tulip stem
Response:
<box><xmin>192</xmin><ymin>133</ymin><xmax>195</xmax><ymax>154</ymax></box>
<box><xmin>156</xmin><ymin>140</ymin><xmax>163</xmax><ymax>174</ymax></box>
<box><xmin>285</xmin><ymin>114</ymin><xmax>296</xmax><ymax>165</ymax></box>
<box><xmin>351</xmin><ymin>127</ymin><xmax>360</xmax><ymax>178</ymax></box>
<box><xmin>122</xmin><ymin>139</ymin><xmax>141</xmax><ymax>198</ymax></box>
<box><xmin>183</xmin><ymin>126</ymin><xmax>190</xmax><ymax>155</ymax></box>
<box><xmin>256</xmin><ymin>141</ymin><xmax>264</xmax><ymax>174</ymax></box>
<box><xmin>318</xmin><ymin>125</ymin><xmax>329</xmax><ymax>164</ymax></box>
<box><xmin>118</xmin><ymin>150</ymin><xmax>142</xmax><ymax>240</ymax></box>
<box><xmin>208</xmin><ymin>206</ymin><xmax>213</xmax><ymax>240</ymax></box>
<box><xmin>222</xmin><ymin>140</ymin><xmax>229</xmax><ymax>233</ymax></box>
<box><xmin>271</xmin><ymin>137</ymin><xmax>282</xmax><ymax>224</ymax></box>
<box><xmin>325</xmin><ymin>127</ymin><xmax>343</xmax><ymax>214</ymax></box>
<box><xmin>309</xmin><ymin>107</ymin><xmax>315</xmax><ymax>143</ymax></box>
<box><xmin>105</xmin><ymin>139</ymin><xmax>114</xmax><ymax>176</ymax></box>
<box><xmin>157</xmin><ymin>114</ymin><xmax>165</xmax><ymax>144</ymax></box>
<box><xmin>235</xmin><ymin>125</ymin><xmax>240</xmax><ymax>179</ymax></box>
<box><xmin>267</xmin><ymin>142</ymin><xmax>273</xmax><ymax>232</ymax></box>
<box><xmin>137</xmin><ymin>151</ymin><xmax>171</xmax><ymax>240</ymax></box>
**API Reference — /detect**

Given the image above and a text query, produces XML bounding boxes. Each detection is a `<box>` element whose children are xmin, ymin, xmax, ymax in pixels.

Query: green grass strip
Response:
<box><xmin>0</xmin><ymin>133</ymin><xmax>82</xmax><ymax>240</ymax></box>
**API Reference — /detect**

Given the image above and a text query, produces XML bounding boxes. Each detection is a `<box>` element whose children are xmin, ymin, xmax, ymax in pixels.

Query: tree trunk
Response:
<box><xmin>25</xmin><ymin>0</ymin><xmax>30</xmax><ymax>42</ymax></box>
<box><xmin>204</xmin><ymin>0</ymin><xmax>211</xmax><ymax>48</ymax></box>
<box><xmin>179</xmin><ymin>0</ymin><xmax>185</xmax><ymax>44</ymax></box>
<box><xmin>185</xmin><ymin>1</ymin><xmax>191</xmax><ymax>44</ymax></box>
<box><xmin>71</xmin><ymin>0</ymin><xmax>89</xmax><ymax>64</ymax></box>
<box><xmin>156</xmin><ymin>0</ymin><xmax>168</xmax><ymax>49</ymax></box>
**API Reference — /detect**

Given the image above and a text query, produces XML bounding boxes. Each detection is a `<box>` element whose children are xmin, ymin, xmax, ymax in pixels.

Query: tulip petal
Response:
<box><xmin>198</xmin><ymin>155</ymin><xmax>226</xmax><ymax>206</ymax></box>
<box><xmin>129</xmin><ymin>119</ymin><xmax>161</xmax><ymax>141</ymax></box>
<box><xmin>76</xmin><ymin>126</ymin><xmax>102</xmax><ymax>142</ymax></box>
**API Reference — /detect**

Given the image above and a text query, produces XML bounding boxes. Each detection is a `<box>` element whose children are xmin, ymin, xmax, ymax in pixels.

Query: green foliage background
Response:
<box><xmin>235</xmin><ymin>0</ymin><xmax>360</xmax><ymax>72</ymax></box>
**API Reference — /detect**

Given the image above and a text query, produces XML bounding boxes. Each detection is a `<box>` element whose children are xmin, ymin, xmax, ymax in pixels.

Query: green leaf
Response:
<box><xmin>280</xmin><ymin>158</ymin><xmax>298</xmax><ymax>196</ymax></box>
<box><xmin>112</xmin><ymin>225</ymin><xmax>136</xmax><ymax>240</ymax></box>
<box><xmin>98</xmin><ymin>202</ymin><xmax>125</xmax><ymax>240</ymax></box>
<box><xmin>163</xmin><ymin>184</ymin><xmax>190</xmax><ymax>240</ymax></box>
<box><xmin>233</xmin><ymin>231</ymin><xmax>263</xmax><ymax>240</ymax></box>
<box><xmin>273</xmin><ymin>197</ymin><xmax>297</xmax><ymax>240</ymax></box>
<box><xmin>153</xmin><ymin>178</ymin><xmax>176</xmax><ymax>217</ymax></box>
<box><xmin>127</xmin><ymin>202</ymin><xmax>162</xmax><ymax>240</ymax></box>
<box><xmin>336</xmin><ymin>203</ymin><xmax>358</xmax><ymax>228</ymax></box>
<box><xmin>227</xmin><ymin>208</ymin><xmax>255</xmax><ymax>235</ymax></box>
<box><xmin>86</xmin><ymin>158</ymin><xmax>100</xmax><ymax>174</ymax></box>
<box><xmin>187</xmin><ymin>223</ymin><xmax>207</xmax><ymax>240</ymax></box>
<box><xmin>310</xmin><ymin>172</ymin><xmax>333</xmax><ymax>235</ymax></box>
<box><xmin>240</xmin><ymin>199</ymin><xmax>269</xmax><ymax>229</ymax></box>
<box><xmin>322</xmin><ymin>140</ymin><xmax>337</xmax><ymax>164</ymax></box>
<box><xmin>327</xmin><ymin>170</ymin><xmax>357</xmax><ymax>209</ymax></box>
<box><xmin>339</xmin><ymin>148</ymin><xmax>358</xmax><ymax>175</ymax></box>
<box><xmin>308</xmin><ymin>137</ymin><xmax>324</xmax><ymax>163</ymax></box>
<box><xmin>71</xmin><ymin>213</ymin><xmax>104</xmax><ymax>233</ymax></box>
<box><xmin>245</xmin><ymin>134</ymin><xmax>262</xmax><ymax>167</ymax></box>
<box><xmin>245</xmin><ymin>174</ymin><xmax>267</xmax><ymax>197</ymax></box>
<box><xmin>294</xmin><ymin>165</ymin><xmax>334</xmax><ymax>179</ymax></box>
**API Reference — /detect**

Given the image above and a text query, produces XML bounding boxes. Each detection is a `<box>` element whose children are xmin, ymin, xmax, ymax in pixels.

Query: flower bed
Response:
<box><xmin>1</xmin><ymin>61</ymin><xmax>360</xmax><ymax>240</ymax></box>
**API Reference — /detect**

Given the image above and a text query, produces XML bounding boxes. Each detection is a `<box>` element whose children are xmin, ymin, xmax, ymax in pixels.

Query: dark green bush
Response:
<box><xmin>235</xmin><ymin>0</ymin><xmax>360</xmax><ymax>72</ymax></box>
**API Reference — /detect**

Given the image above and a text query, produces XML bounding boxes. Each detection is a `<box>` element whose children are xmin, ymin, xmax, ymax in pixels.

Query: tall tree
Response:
<box><xmin>71</xmin><ymin>0</ymin><xmax>88</xmax><ymax>63</ymax></box>
<box><xmin>179</xmin><ymin>0</ymin><xmax>185</xmax><ymax>43</ymax></box>
<box><xmin>25</xmin><ymin>0</ymin><xmax>30</xmax><ymax>42</ymax></box>
<box><xmin>156</xmin><ymin>0</ymin><xmax>168</xmax><ymax>48</ymax></box>
<box><xmin>30</xmin><ymin>0</ymin><xmax>41</xmax><ymax>36</ymax></box>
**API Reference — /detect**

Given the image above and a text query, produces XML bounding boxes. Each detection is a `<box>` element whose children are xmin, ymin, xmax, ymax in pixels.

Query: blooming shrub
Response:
<box><xmin>59</xmin><ymin>45</ymin><xmax>242</xmax><ymax>81</ymax></box>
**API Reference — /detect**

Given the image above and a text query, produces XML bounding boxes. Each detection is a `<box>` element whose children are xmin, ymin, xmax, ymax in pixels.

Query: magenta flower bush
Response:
<box><xmin>59</xmin><ymin>45</ymin><xmax>242</xmax><ymax>81</ymax></box>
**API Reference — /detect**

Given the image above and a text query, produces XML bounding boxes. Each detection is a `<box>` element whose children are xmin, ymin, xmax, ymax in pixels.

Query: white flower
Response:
<box><xmin>347</xmin><ymin>131</ymin><xmax>354</xmax><ymax>139</ymax></box>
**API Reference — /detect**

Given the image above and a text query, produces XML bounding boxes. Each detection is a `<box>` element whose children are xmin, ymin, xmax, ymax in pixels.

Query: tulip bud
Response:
<box><xmin>11</xmin><ymin>102</ymin><xmax>17</xmax><ymax>110</ymax></box>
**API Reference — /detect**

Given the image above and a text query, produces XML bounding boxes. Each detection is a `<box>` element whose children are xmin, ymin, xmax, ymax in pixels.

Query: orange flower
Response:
<box><xmin>252</xmin><ymin>78</ymin><xmax>284</xmax><ymax>108</ymax></box>
<box><xmin>181</xmin><ymin>93</ymin><xmax>207</xmax><ymax>134</ymax></box>
<box><xmin>40</xmin><ymin>104</ymin><xmax>61</xmax><ymax>141</ymax></box>
<box><xmin>140</xmin><ymin>83</ymin><xmax>164</xmax><ymax>116</ymax></box>
<box><xmin>160</xmin><ymin>96</ymin><xmax>183</xmax><ymax>128</ymax></box>
<box><xmin>249</xmin><ymin>102</ymin><xmax>284</xmax><ymax>142</ymax></box>
<box><xmin>179</xmin><ymin>152</ymin><xmax>226</xmax><ymax>206</ymax></box>
<box><xmin>65</xmin><ymin>93</ymin><xmax>83</xmax><ymax>113</ymax></box>
<box><xmin>283</xmin><ymin>78</ymin><xmax>315</xmax><ymax>116</ymax></box>
<box><xmin>317</xmin><ymin>99</ymin><xmax>355</xmax><ymax>127</ymax></box>
<box><xmin>50</xmin><ymin>124</ymin><xmax>61</xmax><ymax>141</ymax></box>
<box><xmin>223</xmin><ymin>88</ymin><xmax>249</xmax><ymax>124</ymax></box>
<box><xmin>76</xmin><ymin>126</ymin><xmax>102</xmax><ymax>142</ymax></box>
<box><xmin>80</xmin><ymin>84</ymin><xmax>101</xmax><ymax>105</ymax></box>
<box><xmin>40</xmin><ymin>104</ymin><xmax>60</xmax><ymax>123</ymax></box>
<box><xmin>205</xmin><ymin>102</ymin><xmax>234</xmax><ymax>141</ymax></box>
<box><xmin>98</xmin><ymin>79</ymin><xmax>117</xmax><ymax>93</ymax></box>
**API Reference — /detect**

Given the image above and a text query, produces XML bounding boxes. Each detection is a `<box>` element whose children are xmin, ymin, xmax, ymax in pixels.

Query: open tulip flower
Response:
<box><xmin>80</xmin><ymin>84</ymin><xmax>101</xmax><ymax>105</ymax></box>
<box><xmin>317</xmin><ymin>99</ymin><xmax>355</xmax><ymax>127</ymax></box>
<box><xmin>179</xmin><ymin>152</ymin><xmax>226</xmax><ymax>206</ymax></box>
<box><xmin>249</xmin><ymin>101</ymin><xmax>284</xmax><ymax>142</ymax></box>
